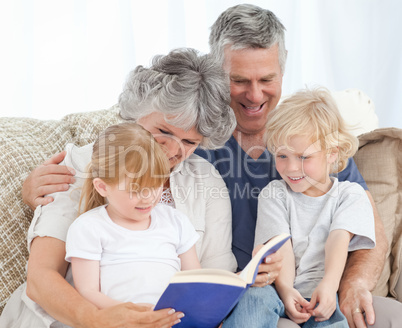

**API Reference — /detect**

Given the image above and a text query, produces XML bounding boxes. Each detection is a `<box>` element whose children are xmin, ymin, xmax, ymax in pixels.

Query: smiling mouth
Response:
<box><xmin>288</xmin><ymin>176</ymin><xmax>305</xmax><ymax>181</ymax></box>
<box><xmin>241</xmin><ymin>103</ymin><xmax>265</xmax><ymax>113</ymax></box>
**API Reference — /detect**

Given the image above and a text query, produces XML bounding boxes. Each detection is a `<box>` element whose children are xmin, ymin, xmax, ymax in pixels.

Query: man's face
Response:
<box><xmin>224</xmin><ymin>45</ymin><xmax>283</xmax><ymax>136</ymax></box>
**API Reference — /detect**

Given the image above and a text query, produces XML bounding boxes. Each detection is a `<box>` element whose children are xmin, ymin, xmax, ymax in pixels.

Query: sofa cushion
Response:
<box><xmin>281</xmin><ymin>89</ymin><xmax>379</xmax><ymax>137</ymax></box>
<box><xmin>354</xmin><ymin>128</ymin><xmax>402</xmax><ymax>297</ymax></box>
<box><xmin>332</xmin><ymin>88</ymin><xmax>379</xmax><ymax>137</ymax></box>
<box><xmin>0</xmin><ymin>118</ymin><xmax>73</xmax><ymax>313</ymax></box>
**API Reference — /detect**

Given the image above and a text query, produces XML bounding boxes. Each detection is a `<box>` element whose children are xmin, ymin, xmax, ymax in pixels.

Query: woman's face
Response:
<box><xmin>137</xmin><ymin>112</ymin><xmax>203</xmax><ymax>169</ymax></box>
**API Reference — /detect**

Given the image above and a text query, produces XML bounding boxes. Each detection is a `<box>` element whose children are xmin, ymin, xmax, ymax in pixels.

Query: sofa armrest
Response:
<box><xmin>395</xmin><ymin>265</ymin><xmax>402</xmax><ymax>302</ymax></box>
<box><xmin>354</xmin><ymin>127</ymin><xmax>402</xmax><ymax>298</ymax></box>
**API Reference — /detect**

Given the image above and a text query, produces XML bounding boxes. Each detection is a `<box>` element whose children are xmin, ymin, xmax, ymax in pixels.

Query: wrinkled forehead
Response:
<box><xmin>223</xmin><ymin>45</ymin><xmax>281</xmax><ymax>73</ymax></box>
<box><xmin>138</xmin><ymin>111</ymin><xmax>203</xmax><ymax>142</ymax></box>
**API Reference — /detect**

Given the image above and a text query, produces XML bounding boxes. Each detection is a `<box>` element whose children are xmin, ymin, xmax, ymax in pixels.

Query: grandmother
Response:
<box><xmin>0</xmin><ymin>48</ymin><xmax>238</xmax><ymax>328</ymax></box>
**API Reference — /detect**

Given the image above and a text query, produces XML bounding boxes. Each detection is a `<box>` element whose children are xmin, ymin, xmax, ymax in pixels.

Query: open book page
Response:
<box><xmin>154</xmin><ymin>233</ymin><xmax>290</xmax><ymax>327</ymax></box>
<box><xmin>238</xmin><ymin>233</ymin><xmax>291</xmax><ymax>285</ymax></box>
<box><xmin>169</xmin><ymin>268</ymin><xmax>247</xmax><ymax>287</ymax></box>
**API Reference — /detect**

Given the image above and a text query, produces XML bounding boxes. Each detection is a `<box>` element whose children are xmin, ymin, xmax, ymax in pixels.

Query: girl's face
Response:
<box><xmin>95</xmin><ymin>178</ymin><xmax>164</xmax><ymax>230</ymax></box>
<box><xmin>137</xmin><ymin>112</ymin><xmax>203</xmax><ymax>169</ymax></box>
<box><xmin>274</xmin><ymin>135</ymin><xmax>338</xmax><ymax>197</ymax></box>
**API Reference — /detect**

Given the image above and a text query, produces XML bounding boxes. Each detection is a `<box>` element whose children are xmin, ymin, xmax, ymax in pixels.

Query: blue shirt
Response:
<box><xmin>195</xmin><ymin>135</ymin><xmax>368</xmax><ymax>271</ymax></box>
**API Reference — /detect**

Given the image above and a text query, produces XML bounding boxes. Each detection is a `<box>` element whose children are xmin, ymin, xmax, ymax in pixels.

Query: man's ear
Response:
<box><xmin>93</xmin><ymin>178</ymin><xmax>108</xmax><ymax>197</ymax></box>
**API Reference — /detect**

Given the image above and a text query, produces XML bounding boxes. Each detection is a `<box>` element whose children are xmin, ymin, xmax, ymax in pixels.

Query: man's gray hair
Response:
<box><xmin>119</xmin><ymin>48</ymin><xmax>236</xmax><ymax>149</ymax></box>
<box><xmin>209</xmin><ymin>4</ymin><xmax>287</xmax><ymax>73</ymax></box>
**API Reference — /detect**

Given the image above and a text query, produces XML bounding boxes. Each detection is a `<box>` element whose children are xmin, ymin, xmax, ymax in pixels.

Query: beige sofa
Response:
<box><xmin>1</xmin><ymin>97</ymin><xmax>401</xmax><ymax>315</ymax></box>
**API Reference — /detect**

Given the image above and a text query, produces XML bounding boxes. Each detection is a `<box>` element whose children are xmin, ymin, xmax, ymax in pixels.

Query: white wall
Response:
<box><xmin>1</xmin><ymin>0</ymin><xmax>401</xmax><ymax>128</ymax></box>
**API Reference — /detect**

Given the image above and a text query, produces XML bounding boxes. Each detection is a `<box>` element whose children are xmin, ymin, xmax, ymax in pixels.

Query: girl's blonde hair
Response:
<box><xmin>79</xmin><ymin>123</ymin><xmax>169</xmax><ymax>215</ymax></box>
<box><xmin>265</xmin><ymin>87</ymin><xmax>358</xmax><ymax>173</ymax></box>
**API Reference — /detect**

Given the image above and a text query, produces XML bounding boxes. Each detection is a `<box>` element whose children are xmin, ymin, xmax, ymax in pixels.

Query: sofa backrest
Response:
<box><xmin>0</xmin><ymin>106</ymin><xmax>122</xmax><ymax>313</ymax></box>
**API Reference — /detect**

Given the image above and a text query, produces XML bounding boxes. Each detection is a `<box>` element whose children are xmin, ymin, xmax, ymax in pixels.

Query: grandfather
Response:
<box><xmin>195</xmin><ymin>4</ymin><xmax>399</xmax><ymax>328</ymax></box>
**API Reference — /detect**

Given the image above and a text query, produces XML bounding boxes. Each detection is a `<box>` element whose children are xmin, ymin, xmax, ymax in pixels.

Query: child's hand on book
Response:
<box><xmin>251</xmin><ymin>245</ymin><xmax>283</xmax><ymax>287</ymax></box>
<box><xmin>306</xmin><ymin>280</ymin><xmax>337</xmax><ymax>322</ymax></box>
<box><xmin>280</xmin><ymin>287</ymin><xmax>311</xmax><ymax>324</ymax></box>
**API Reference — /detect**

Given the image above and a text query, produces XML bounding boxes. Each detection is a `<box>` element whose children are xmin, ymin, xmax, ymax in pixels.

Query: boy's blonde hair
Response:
<box><xmin>79</xmin><ymin>123</ymin><xmax>169</xmax><ymax>214</ymax></box>
<box><xmin>265</xmin><ymin>87</ymin><xmax>358</xmax><ymax>173</ymax></box>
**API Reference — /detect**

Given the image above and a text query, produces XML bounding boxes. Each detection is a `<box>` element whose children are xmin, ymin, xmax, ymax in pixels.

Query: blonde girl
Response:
<box><xmin>65</xmin><ymin>122</ymin><xmax>201</xmax><ymax>311</ymax></box>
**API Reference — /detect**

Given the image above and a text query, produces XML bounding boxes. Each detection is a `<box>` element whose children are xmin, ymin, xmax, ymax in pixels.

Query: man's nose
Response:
<box><xmin>245</xmin><ymin>82</ymin><xmax>264</xmax><ymax>104</ymax></box>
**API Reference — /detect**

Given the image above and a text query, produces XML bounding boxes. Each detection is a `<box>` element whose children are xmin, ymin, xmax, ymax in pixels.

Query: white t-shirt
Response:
<box><xmin>255</xmin><ymin>178</ymin><xmax>376</xmax><ymax>298</ymax></box>
<box><xmin>65</xmin><ymin>203</ymin><xmax>199</xmax><ymax>305</ymax></box>
<box><xmin>0</xmin><ymin>143</ymin><xmax>235</xmax><ymax>328</ymax></box>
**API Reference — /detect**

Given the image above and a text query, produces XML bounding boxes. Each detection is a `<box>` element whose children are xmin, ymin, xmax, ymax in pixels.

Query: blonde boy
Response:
<box><xmin>253</xmin><ymin>87</ymin><xmax>376</xmax><ymax>327</ymax></box>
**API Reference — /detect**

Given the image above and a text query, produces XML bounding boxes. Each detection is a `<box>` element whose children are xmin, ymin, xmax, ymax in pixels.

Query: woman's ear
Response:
<box><xmin>93</xmin><ymin>178</ymin><xmax>108</xmax><ymax>197</ymax></box>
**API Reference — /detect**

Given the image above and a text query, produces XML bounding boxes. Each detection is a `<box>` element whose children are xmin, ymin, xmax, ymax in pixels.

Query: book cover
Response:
<box><xmin>154</xmin><ymin>233</ymin><xmax>291</xmax><ymax>328</ymax></box>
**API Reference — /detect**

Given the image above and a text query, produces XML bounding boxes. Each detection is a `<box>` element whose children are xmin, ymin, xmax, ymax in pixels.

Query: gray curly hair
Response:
<box><xmin>209</xmin><ymin>4</ymin><xmax>287</xmax><ymax>73</ymax></box>
<box><xmin>118</xmin><ymin>48</ymin><xmax>236</xmax><ymax>149</ymax></box>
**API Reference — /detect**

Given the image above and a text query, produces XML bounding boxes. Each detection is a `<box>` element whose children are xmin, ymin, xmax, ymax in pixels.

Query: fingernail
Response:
<box><xmin>168</xmin><ymin>309</ymin><xmax>176</xmax><ymax>315</ymax></box>
<box><xmin>174</xmin><ymin>319</ymin><xmax>181</xmax><ymax>324</ymax></box>
<box><xmin>178</xmin><ymin>313</ymin><xmax>185</xmax><ymax>318</ymax></box>
<box><xmin>265</xmin><ymin>257</ymin><xmax>272</xmax><ymax>263</ymax></box>
<box><xmin>69</xmin><ymin>168</ymin><xmax>76</xmax><ymax>175</ymax></box>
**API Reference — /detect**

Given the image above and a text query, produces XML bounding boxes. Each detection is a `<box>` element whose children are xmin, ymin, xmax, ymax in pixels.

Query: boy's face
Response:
<box><xmin>274</xmin><ymin>136</ymin><xmax>338</xmax><ymax>197</ymax></box>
